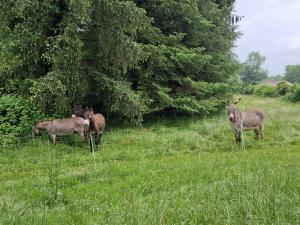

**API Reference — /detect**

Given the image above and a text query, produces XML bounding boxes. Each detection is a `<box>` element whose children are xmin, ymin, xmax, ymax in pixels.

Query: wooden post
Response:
<box><xmin>89</xmin><ymin>132</ymin><xmax>96</xmax><ymax>169</ymax></box>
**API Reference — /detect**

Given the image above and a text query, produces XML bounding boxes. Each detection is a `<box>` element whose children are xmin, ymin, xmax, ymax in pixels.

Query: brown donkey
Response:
<box><xmin>227</xmin><ymin>98</ymin><xmax>265</xmax><ymax>144</ymax></box>
<box><xmin>83</xmin><ymin>108</ymin><xmax>105</xmax><ymax>147</ymax></box>
<box><xmin>32</xmin><ymin>117</ymin><xmax>89</xmax><ymax>144</ymax></box>
<box><xmin>72</xmin><ymin>106</ymin><xmax>105</xmax><ymax>147</ymax></box>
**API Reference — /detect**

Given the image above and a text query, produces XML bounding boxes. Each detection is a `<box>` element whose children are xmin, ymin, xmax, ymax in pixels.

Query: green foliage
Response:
<box><xmin>254</xmin><ymin>85</ymin><xmax>278</xmax><ymax>97</ymax></box>
<box><xmin>239</xmin><ymin>83</ymin><xmax>256</xmax><ymax>95</ymax></box>
<box><xmin>286</xmin><ymin>84</ymin><xmax>300</xmax><ymax>102</ymax></box>
<box><xmin>0</xmin><ymin>0</ymin><xmax>239</xmax><ymax>123</ymax></box>
<box><xmin>249</xmin><ymin>81</ymin><xmax>296</xmax><ymax>102</ymax></box>
<box><xmin>133</xmin><ymin>0</ymin><xmax>238</xmax><ymax>116</ymax></box>
<box><xmin>284</xmin><ymin>64</ymin><xmax>300</xmax><ymax>83</ymax></box>
<box><xmin>0</xmin><ymin>95</ymin><xmax>45</xmax><ymax>144</ymax></box>
<box><xmin>276</xmin><ymin>80</ymin><xmax>292</xmax><ymax>96</ymax></box>
<box><xmin>0</xmin><ymin>79</ymin><xmax>34</xmax><ymax>96</ymax></box>
<box><xmin>29</xmin><ymin>72</ymin><xmax>68</xmax><ymax>115</ymax></box>
<box><xmin>240</xmin><ymin>51</ymin><xmax>268</xmax><ymax>83</ymax></box>
<box><xmin>171</xmin><ymin>78</ymin><xmax>231</xmax><ymax>115</ymax></box>
<box><xmin>93</xmin><ymin>74</ymin><xmax>147</xmax><ymax>124</ymax></box>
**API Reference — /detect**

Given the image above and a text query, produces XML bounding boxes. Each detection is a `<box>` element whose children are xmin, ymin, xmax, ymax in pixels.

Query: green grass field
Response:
<box><xmin>1</xmin><ymin>95</ymin><xmax>300</xmax><ymax>225</ymax></box>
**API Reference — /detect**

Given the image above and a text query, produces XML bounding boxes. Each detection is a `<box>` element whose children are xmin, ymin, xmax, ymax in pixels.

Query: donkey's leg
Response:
<box><xmin>78</xmin><ymin>129</ymin><xmax>87</xmax><ymax>143</ymax></box>
<box><xmin>238</xmin><ymin>132</ymin><xmax>242</xmax><ymax>144</ymax></box>
<box><xmin>235</xmin><ymin>132</ymin><xmax>241</xmax><ymax>144</ymax></box>
<box><xmin>84</xmin><ymin>131</ymin><xmax>88</xmax><ymax>143</ymax></box>
<box><xmin>83</xmin><ymin>124</ymin><xmax>89</xmax><ymax>142</ymax></box>
<box><xmin>259</xmin><ymin>124</ymin><xmax>264</xmax><ymax>139</ymax></box>
<box><xmin>98</xmin><ymin>133</ymin><xmax>103</xmax><ymax>146</ymax></box>
<box><xmin>254</xmin><ymin>129</ymin><xmax>260</xmax><ymax>140</ymax></box>
<box><xmin>50</xmin><ymin>133</ymin><xmax>56</xmax><ymax>144</ymax></box>
<box><xmin>234</xmin><ymin>132</ymin><xmax>238</xmax><ymax>144</ymax></box>
<box><xmin>94</xmin><ymin>131</ymin><xmax>100</xmax><ymax>146</ymax></box>
<box><xmin>74</xmin><ymin>126</ymin><xmax>87</xmax><ymax>143</ymax></box>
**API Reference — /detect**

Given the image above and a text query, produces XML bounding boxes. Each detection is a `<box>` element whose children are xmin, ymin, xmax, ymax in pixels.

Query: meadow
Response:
<box><xmin>0</xmin><ymin>95</ymin><xmax>299</xmax><ymax>225</ymax></box>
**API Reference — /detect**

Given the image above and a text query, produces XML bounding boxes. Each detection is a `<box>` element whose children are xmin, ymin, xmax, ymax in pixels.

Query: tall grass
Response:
<box><xmin>0</xmin><ymin>95</ymin><xmax>299</xmax><ymax>224</ymax></box>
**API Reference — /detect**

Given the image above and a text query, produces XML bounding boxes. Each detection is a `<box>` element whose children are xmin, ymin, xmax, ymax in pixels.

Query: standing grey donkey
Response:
<box><xmin>227</xmin><ymin>98</ymin><xmax>265</xmax><ymax>144</ymax></box>
<box><xmin>32</xmin><ymin>117</ymin><xmax>89</xmax><ymax>144</ymax></box>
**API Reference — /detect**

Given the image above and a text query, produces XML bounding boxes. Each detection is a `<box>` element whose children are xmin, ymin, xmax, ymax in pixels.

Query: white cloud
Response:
<box><xmin>278</xmin><ymin>32</ymin><xmax>300</xmax><ymax>50</ymax></box>
<box><xmin>288</xmin><ymin>36</ymin><xmax>300</xmax><ymax>49</ymax></box>
<box><xmin>234</xmin><ymin>0</ymin><xmax>300</xmax><ymax>74</ymax></box>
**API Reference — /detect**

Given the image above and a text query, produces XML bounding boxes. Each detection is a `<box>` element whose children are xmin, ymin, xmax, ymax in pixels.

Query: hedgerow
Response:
<box><xmin>0</xmin><ymin>95</ymin><xmax>45</xmax><ymax>144</ymax></box>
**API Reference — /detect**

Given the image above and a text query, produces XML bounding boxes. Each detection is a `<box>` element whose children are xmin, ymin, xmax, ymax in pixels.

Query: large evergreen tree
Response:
<box><xmin>0</xmin><ymin>0</ymin><xmax>239</xmax><ymax>123</ymax></box>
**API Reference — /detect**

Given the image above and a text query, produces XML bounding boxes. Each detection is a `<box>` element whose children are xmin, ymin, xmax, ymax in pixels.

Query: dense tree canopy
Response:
<box><xmin>240</xmin><ymin>51</ymin><xmax>268</xmax><ymax>83</ymax></box>
<box><xmin>0</xmin><ymin>0</ymin><xmax>239</xmax><ymax>123</ymax></box>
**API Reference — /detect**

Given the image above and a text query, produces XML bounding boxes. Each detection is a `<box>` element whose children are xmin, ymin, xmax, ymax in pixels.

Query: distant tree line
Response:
<box><xmin>284</xmin><ymin>64</ymin><xmax>300</xmax><ymax>83</ymax></box>
<box><xmin>239</xmin><ymin>51</ymin><xmax>300</xmax><ymax>84</ymax></box>
<box><xmin>238</xmin><ymin>51</ymin><xmax>300</xmax><ymax>105</ymax></box>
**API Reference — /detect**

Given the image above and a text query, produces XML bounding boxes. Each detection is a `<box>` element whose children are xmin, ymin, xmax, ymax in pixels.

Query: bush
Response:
<box><xmin>254</xmin><ymin>85</ymin><xmax>279</xmax><ymax>97</ymax></box>
<box><xmin>239</xmin><ymin>83</ymin><xmax>256</xmax><ymax>95</ymax></box>
<box><xmin>0</xmin><ymin>95</ymin><xmax>45</xmax><ymax>145</ymax></box>
<box><xmin>286</xmin><ymin>84</ymin><xmax>300</xmax><ymax>102</ymax></box>
<box><xmin>276</xmin><ymin>81</ymin><xmax>292</xmax><ymax>96</ymax></box>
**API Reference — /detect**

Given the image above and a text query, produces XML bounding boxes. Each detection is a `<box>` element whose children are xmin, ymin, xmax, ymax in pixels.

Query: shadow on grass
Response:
<box><xmin>143</xmin><ymin>110</ymin><xmax>226</xmax><ymax>128</ymax></box>
<box><xmin>104</xmin><ymin>109</ymin><xmax>227</xmax><ymax>132</ymax></box>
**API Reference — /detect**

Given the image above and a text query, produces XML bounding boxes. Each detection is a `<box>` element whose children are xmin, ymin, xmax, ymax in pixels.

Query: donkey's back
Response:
<box><xmin>242</xmin><ymin>109</ymin><xmax>265</xmax><ymax>130</ymax></box>
<box><xmin>92</xmin><ymin>114</ymin><xmax>105</xmax><ymax>133</ymax></box>
<box><xmin>50</xmin><ymin>117</ymin><xmax>88</xmax><ymax>135</ymax></box>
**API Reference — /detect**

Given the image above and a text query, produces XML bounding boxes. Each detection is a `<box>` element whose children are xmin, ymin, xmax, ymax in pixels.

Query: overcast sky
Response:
<box><xmin>234</xmin><ymin>0</ymin><xmax>300</xmax><ymax>76</ymax></box>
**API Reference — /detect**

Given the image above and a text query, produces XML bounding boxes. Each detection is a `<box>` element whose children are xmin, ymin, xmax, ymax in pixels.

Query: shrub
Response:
<box><xmin>0</xmin><ymin>95</ymin><xmax>45</xmax><ymax>145</ymax></box>
<box><xmin>276</xmin><ymin>81</ymin><xmax>292</xmax><ymax>96</ymax></box>
<box><xmin>239</xmin><ymin>83</ymin><xmax>256</xmax><ymax>95</ymax></box>
<box><xmin>254</xmin><ymin>85</ymin><xmax>279</xmax><ymax>97</ymax></box>
<box><xmin>286</xmin><ymin>84</ymin><xmax>300</xmax><ymax>102</ymax></box>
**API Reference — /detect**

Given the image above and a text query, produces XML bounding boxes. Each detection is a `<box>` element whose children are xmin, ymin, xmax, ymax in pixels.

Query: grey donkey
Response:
<box><xmin>32</xmin><ymin>117</ymin><xmax>89</xmax><ymax>144</ymax></box>
<box><xmin>227</xmin><ymin>98</ymin><xmax>265</xmax><ymax>144</ymax></box>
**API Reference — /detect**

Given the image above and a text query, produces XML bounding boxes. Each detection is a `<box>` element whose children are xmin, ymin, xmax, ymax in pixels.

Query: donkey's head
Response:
<box><xmin>72</xmin><ymin>104</ymin><xmax>86</xmax><ymax>118</ymax></box>
<box><xmin>32</xmin><ymin>123</ymin><xmax>39</xmax><ymax>137</ymax></box>
<box><xmin>32</xmin><ymin>121</ymin><xmax>50</xmax><ymax>137</ymax></box>
<box><xmin>227</xmin><ymin>98</ymin><xmax>241</xmax><ymax>123</ymax></box>
<box><xmin>83</xmin><ymin>107</ymin><xmax>95</xmax><ymax>120</ymax></box>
